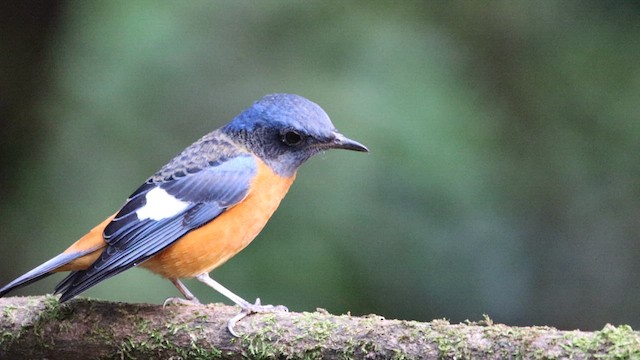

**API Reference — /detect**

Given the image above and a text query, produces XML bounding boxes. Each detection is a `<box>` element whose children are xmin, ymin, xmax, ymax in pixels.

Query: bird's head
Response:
<box><xmin>223</xmin><ymin>94</ymin><xmax>368</xmax><ymax>176</ymax></box>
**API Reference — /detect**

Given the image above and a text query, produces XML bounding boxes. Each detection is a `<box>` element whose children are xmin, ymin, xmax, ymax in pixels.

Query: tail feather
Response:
<box><xmin>0</xmin><ymin>250</ymin><xmax>94</xmax><ymax>297</ymax></box>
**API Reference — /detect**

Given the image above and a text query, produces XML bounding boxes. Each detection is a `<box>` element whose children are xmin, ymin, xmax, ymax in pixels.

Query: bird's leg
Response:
<box><xmin>163</xmin><ymin>278</ymin><xmax>201</xmax><ymax>307</ymax></box>
<box><xmin>195</xmin><ymin>273</ymin><xmax>288</xmax><ymax>337</ymax></box>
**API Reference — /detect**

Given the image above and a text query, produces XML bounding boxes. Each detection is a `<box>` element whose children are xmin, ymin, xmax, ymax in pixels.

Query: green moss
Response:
<box><xmin>2</xmin><ymin>305</ymin><xmax>17</xmax><ymax>322</ymax></box>
<box><xmin>243</xmin><ymin>333</ymin><xmax>280</xmax><ymax>360</ymax></box>
<box><xmin>295</xmin><ymin>312</ymin><xmax>342</xmax><ymax>359</ymax></box>
<box><xmin>390</xmin><ymin>348</ymin><xmax>410</xmax><ymax>360</ymax></box>
<box><xmin>0</xmin><ymin>331</ymin><xmax>15</xmax><ymax>351</ymax></box>
<box><xmin>562</xmin><ymin>324</ymin><xmax>640</xmax><ymax>359</ymax></box>
<box><xmin>29</xmin><ymin>296</ymin><xmax>68</xmax><ymax>348</ymax></box>
<box><xmin>339</xmin><ymin>337</ymin><xmax>357</xmax><ymax>360</ymax></box>
<box><xmin>479</xmin><ymin>314</ymin><xmax>494</xmax><ymax>326</ymax></box>
<box><xmin>240</xmin><ymin>313</ymin><xmax>287</xmax><ymax>359</ymax></box>
<box><xmin>113</xmin><ymin>313</ymin><xmax>222</xmax><ymax>360</ymax></box>
<box><xmin>300</xmin><ymin>311</ymin><xmax>338</xmax><ymax>343</ymax></box>
<box><xmin>1</xmin><ymin>302</ymin><xmax>27</xmax><ymax>352</ymax></box>
<box><xmin>88</xmin><ymin>324</ymin><xmax>115</xmax><ymax>347</ymax></box>
<box><xmin>236</xmin><ymin>311</ymin><xmax>349</xmax><ymax>359</ymax></box>
<box><xmin>1</xmin><ymin>296</ymin><xmax>71</xmax><ymax>355</ymax></box>
<box><xmin>427</xmin><ymin>319</ymin><xmax>474</xmax><ymax>359</ymax></box>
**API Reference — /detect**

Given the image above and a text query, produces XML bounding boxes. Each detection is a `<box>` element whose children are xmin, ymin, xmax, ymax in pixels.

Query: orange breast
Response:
<box><xmin>140</xmin><ymin>158</ymin><xmax>295</xmax><ymax>279</ymax></box>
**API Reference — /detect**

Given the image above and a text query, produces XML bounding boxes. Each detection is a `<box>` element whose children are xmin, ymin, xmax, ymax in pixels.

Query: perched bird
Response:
<box><xmin>0</xmin><ymin>93</ymin><xmax>368</xmax><ymax>336</ymax></box>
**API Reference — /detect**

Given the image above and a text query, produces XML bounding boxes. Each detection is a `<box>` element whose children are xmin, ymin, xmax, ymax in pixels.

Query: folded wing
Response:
<box><xmin>55</xmin><ymin>153</ymin><xmax>257</xmax><ymax>301</ymax></box>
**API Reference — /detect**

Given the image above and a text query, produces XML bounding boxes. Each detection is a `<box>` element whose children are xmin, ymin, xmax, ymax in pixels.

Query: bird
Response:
<box><xmin>0</xmin><ymin>93</ymin><xmax>368</xmax><ymax>336</ymax></box>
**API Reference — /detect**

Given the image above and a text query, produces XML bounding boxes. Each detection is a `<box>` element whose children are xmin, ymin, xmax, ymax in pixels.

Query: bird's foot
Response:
<box><xmin>163</xmin><ymin>296</ymin><xmax>201</xmax><ymax>308</ymax></box>
<box><xmin>228</xmin><ymin>298</ymin><xmax>288</xmax><ymax>337</ymax></box>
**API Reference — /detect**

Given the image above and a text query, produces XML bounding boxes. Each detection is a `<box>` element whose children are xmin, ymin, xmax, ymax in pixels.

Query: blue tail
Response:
<box><xmin>0</xmin><ymin>250</ymin><xmax>93</xmax><ymax>297</ymax></box>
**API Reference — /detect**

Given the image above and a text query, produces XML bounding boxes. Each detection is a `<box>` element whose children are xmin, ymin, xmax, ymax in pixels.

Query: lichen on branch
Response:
<box><xmin>0</xmin><ymin>296</ymin><xmax>638</xmax><ymax>359</ymax></box>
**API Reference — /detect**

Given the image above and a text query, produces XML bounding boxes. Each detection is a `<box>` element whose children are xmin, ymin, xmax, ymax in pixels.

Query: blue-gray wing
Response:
<box><xmin>55</xmin><ymin>153</ymin><xmax>257</xmax><ymax>301</ymax></box>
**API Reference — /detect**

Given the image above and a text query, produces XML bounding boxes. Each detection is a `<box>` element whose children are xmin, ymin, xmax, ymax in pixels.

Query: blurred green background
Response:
<box><xmin>1</xmin><ymin>1</ymin><xmax>639</xmax><ymax>331</ymax></box>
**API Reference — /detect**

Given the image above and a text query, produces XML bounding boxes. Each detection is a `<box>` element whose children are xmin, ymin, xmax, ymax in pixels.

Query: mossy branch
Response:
<box><xmin>0</xmin><ymin>296</ymin><xmax>638</xmax><ymax>359</ymax></box>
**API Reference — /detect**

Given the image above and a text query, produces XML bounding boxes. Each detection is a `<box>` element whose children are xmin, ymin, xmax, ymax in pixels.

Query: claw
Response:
<box><xmin>227</xmin><ymin>309</ymin><xmax>250</xmax><ymax>337</ymax></box>
<box><xmin>227</xmin><ymin>298</ymin><xmax>288</xmax><ymax>337</ymax></box>
<box><xmin>193</xmin><ymin>274</ymin><xmax>288</xmax><ymax>337</ymax></box>
<box><xmin>163</xmin><ymin>296</ymin><xmax>201</xmax><ymax>308</ymax></box>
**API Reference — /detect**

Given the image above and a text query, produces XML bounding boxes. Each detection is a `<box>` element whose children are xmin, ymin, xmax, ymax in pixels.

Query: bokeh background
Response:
<box><xmin>1</xmin><ymin>1</ymin><xmax>639</xmax><ymax>331</ymax></box>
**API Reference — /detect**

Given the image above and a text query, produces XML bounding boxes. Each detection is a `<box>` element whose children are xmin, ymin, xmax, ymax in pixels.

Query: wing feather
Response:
<box><xmin>55</xmin><ymin>151</ymin><xmax>257</xmax><ymax>302</ymax></box>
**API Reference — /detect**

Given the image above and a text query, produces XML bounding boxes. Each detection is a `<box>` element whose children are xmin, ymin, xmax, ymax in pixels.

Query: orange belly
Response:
<box><xmin>140</xmin><ymin>159</ymin><xmax>295</xmax><ymax>278</ymax></box>
<box><xmin>55</xmin><ymin>159</ymin><xmax>295</xmax><ymax>279</ymax></box>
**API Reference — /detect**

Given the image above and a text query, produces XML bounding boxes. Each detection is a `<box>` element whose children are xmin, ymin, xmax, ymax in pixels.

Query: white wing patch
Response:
<box><xmin>136</xmin><ymin>187</ymin><xmax>190</xmax><ymax>221</ymax></box>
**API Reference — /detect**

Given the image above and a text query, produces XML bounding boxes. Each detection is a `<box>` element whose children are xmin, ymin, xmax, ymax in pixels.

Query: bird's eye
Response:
<box><xmin>281</xmin><ymin>130</ymin><xmax>303</xmax><ymax>146</ymax></box>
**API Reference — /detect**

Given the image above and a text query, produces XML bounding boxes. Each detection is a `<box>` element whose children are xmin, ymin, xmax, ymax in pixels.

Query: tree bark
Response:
<box><xmin>0</xmin><ymin>296</ymin><xmax>638</xmax><ymax>359</ymax></box>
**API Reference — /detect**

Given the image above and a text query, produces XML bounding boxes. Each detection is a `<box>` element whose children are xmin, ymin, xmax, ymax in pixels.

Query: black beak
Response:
<box><xmin>329</xmin><ymin>132</ymin><xmax>369</xmax><ymax>152</ymax></box>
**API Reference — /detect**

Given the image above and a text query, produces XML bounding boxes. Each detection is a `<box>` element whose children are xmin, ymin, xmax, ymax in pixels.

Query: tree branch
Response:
<box><xmin>0</xmin><ymin>296</ymin><xmax>638</xmax><ymax>359</ymax></box>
